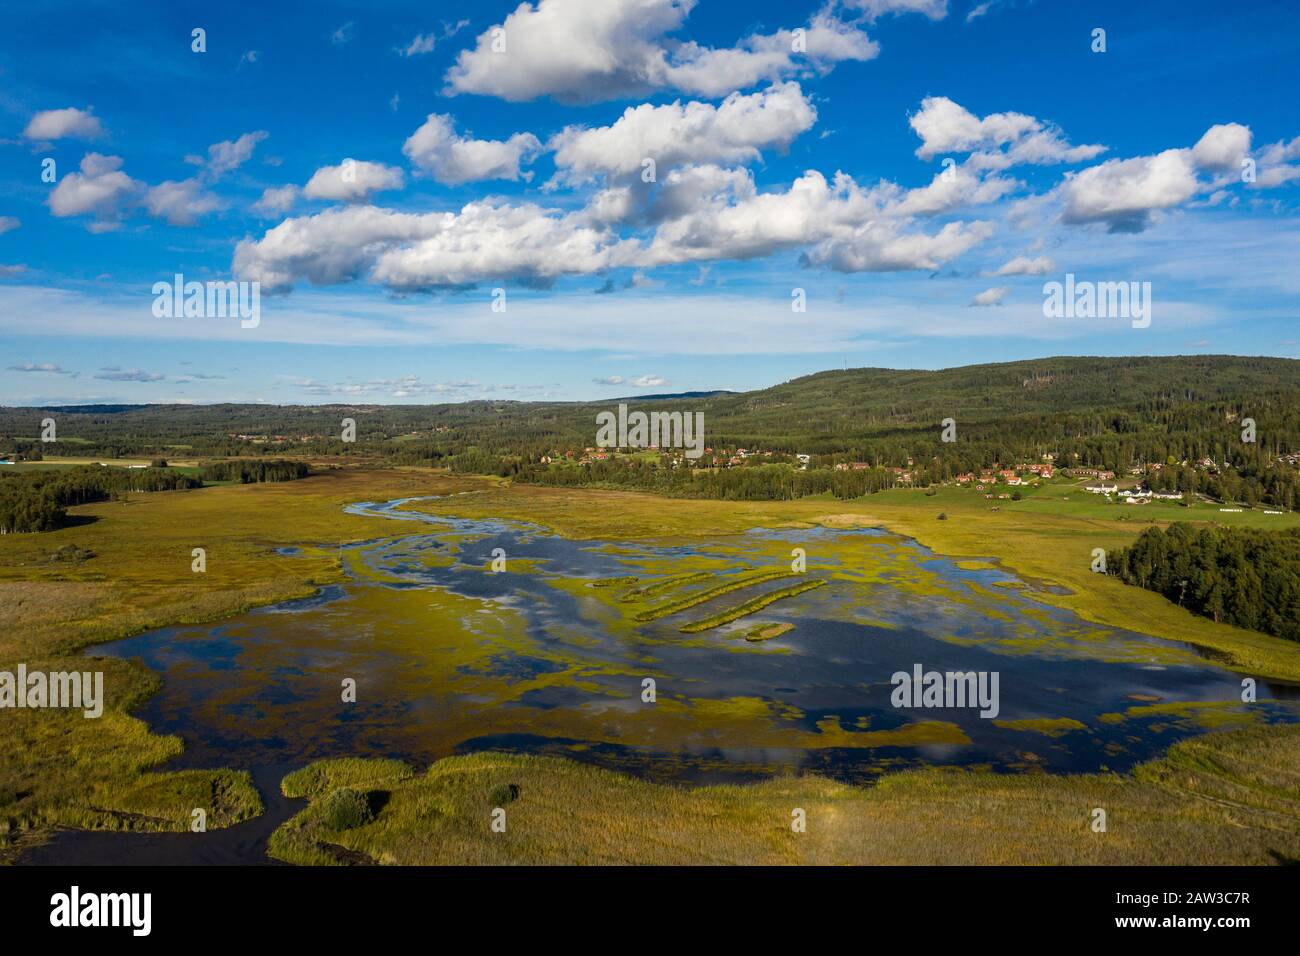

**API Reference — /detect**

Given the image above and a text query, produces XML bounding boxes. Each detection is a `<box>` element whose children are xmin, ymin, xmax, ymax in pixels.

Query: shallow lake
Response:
<box><xmin>87</xmin><ymin>495</ymin><xmax>1298</xmax><ymax>785</ymax></box>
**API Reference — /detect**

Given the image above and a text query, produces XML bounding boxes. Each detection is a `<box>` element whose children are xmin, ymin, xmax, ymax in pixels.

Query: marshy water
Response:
<box><xmin>85</xmin><ymin>495</ymin><xmax>1298</xmax><ymax>783</ymax></box>
<box><xmin>29</xmin><ymin>494</ymin><xmax>1297</xmax><ymax>864</ymax></box>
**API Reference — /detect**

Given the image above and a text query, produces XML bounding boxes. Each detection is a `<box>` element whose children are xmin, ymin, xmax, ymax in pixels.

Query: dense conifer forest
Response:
<box><xmin>1109</xmin><ymin>524</ymin><xmax>1300</xmax><ymax>642</ymax></box>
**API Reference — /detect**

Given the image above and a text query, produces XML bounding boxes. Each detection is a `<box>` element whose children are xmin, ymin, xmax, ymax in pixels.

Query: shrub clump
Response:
<box><xmin>319</xmin><ymin>788</ymin><xmax>374</xmax><ymax>830</ymax></box>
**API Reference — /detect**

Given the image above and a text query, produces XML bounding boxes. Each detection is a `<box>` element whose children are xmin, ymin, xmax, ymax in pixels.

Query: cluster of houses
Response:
<box><xmin>1080</xmin><ymin>483</ymin><xmax>1184</xmax><ymax>503</ymax></box>
<box><xmin>833</xmin><ymin>462</ymin><xmax>916</xmax><ymax>483</ymax></box>
<box><xmin>955</xmin><ymin>463</ymin><xmax>1053</xmax><ymax>489</ymax></box>
<box><xmin>227</xmin><ymin>433</ymin><xmax>315</xmax><ymax>444</ymax></box>
<box><xmin>542</xmin><ymin>445</ymin><xmax>1298</xmax><ymax>498</ymax></box>
<box><xmin>556</xmin><ymin>446</ymin><xmax>788</xmax><ymax>468</ymax></box>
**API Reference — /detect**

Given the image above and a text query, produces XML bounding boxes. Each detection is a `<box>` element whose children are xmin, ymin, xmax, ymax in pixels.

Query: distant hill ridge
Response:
<box><xmin>3</xmin><ymin>356</ymin><xmax>1298</xmax><ymax>460</ymax></box>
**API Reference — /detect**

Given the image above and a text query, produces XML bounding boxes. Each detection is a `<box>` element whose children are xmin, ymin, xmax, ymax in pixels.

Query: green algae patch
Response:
<box><xmin>743</xmin><ymin>622</ymin><xmax>795</xmax><ymax>642</ymax></box>
<box><xmin>1099</xmin><ymin>700</ymin><xmax>1265</xmax><ymax>732</ymax></box>
<box><xmin>993</xmin><ymin>717</ymin><xmax>1089</xmax><ymax>738</ymax></box>
<box><xmin>618</xmin><ymin>571</ymin><xmax>711</xmax><ymax>603</ymax></box>
<box><xmin>635</xmin><ymin>570</ymin><xmax>798</xmax><ymax>622</ymax></box>
<box><xmin>681</xmin><ymin>579</ymin><xmax>828</xmax><ymax>633</ymax></box>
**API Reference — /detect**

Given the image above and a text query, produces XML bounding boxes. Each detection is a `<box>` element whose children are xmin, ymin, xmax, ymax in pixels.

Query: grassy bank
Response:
<box><xmin>267</xmin><ymin>724</ymin><xmax>1300</xmax><ymax>865</ymax></box>
<box><xmin>0</xmin><ymin>465</ymin><xmax>477</xmax><ymax>861</ymax></box>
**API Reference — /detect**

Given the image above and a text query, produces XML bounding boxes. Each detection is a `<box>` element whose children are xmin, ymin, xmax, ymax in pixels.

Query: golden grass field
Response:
<box><xmin>266</xmin><ymin>725</ymin><xmax>1300</xmax><ymax>866</ymax></box>
<box><xmin>2</xmin><ymin>464</ymin><xmax>1298</xmax><ymax>863</ymax></box>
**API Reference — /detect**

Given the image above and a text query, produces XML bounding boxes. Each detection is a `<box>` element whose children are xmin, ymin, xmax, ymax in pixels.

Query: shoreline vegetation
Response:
<box><xmin>743</xmin><ymin>622</ymin><xmax>796</xmax><ymax>642</ymax></box>
<box><xmin>264</xmin><ymin>724</ymin><xmax>1300</xmax><ymax>866</ymax></box>
<box><xmin>617</xmin><ymin>571</ymin><xmax>711</xmax><ymax>602</ymax></box>
<box><xmin>680</xmin><ymin>579</ymin><xmax>827</xmax><ymax>632</ymax></box>
<box><xmin>634</xmin><ymin>569</ymin><xmax>798</xmax><ymax>622</ymax></box>
<box><xmin>3</xmin><ymin>465</ymin><xmax>1300</xmax><ymax>863</ymax></box>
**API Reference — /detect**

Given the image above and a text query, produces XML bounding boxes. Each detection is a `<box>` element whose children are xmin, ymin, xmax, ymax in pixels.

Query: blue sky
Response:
<box><xmin>1</xmin><ymin>0</ymin><xmax>1298</xmax><ymax>405</ymax></box>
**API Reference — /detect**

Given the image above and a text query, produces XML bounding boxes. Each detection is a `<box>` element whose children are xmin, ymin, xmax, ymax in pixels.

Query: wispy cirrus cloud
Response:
<box><xmin>8</xmin><ymin>361</ymin><xmax>75</xmax><ymax>375</ymax></box>
<box><xmin>94</xmin><ymin>366</ymin><xmax>166</xmax><ymax>382</ymax></box>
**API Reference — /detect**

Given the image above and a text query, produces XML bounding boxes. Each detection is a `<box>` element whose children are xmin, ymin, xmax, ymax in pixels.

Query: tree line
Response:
<box><xmin>0</xmin><ymin>466</ymin><xmax>201</xmax><ymax>534</ymax></box>
<box><xmin>1108</xmin><ymin>523</ymin><xmax>1300</xmax><ymax>642</ymax></box>
<box><xmin>507</xmin><ymin>459</ymin><xmax>908</xmax><ymax>501</ymax></box>
<box><xmin>199</xmin><ymin>459</ymin><xmax>310</xmax><ymax>483</ymax></box>
<box><xmin>0</xmin><ymin>459</ymin><xmax>308</xmax><ymax>533</ymax></box>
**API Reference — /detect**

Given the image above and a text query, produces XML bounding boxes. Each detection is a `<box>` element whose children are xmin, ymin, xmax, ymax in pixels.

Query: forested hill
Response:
<box><xmin>2</xmin><ymin>355</ymin><xmax>1299</xmax><ymax>469</ymax></box>
<box><xmin>718</xmin><ymin>355</ymin><xmax>1299</xmax><ymax>428</ymax></box>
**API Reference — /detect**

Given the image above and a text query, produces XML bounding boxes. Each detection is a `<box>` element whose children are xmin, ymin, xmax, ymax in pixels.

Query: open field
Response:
<box><xmin>0</xmin><ymin>456</ymin><xmax>203</xmax><ymax>470</ymax></box>
<box><xmin>2</xmin><ymin>464</ymin><xmax>1299</xmax><ymax>863</ymax></box>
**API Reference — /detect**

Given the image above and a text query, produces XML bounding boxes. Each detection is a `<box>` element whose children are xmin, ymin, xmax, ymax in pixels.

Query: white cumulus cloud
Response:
<box><xmin>993</xmin><ymin>255</ymin><xmax>1054</xmax><ymax>276</ymax></box>
<box><xmin>23</xmin><ymin>107</ymin><xmax>104</xmax><ymax>141</ymax></box>
<box><xmin>304</xmin><ymin>160</ymin><xmax>405</xmax><ymax>202</ymax></box>
<box><xmin>444</xmin><ymin>0</ymin><xmax>876</xmax><ymax>102</ymax></box>
<box><xmin>144</xmin><ymin>178</ymin><xmax>222</xmax><ymax>226</ymax></box>
<box><xmin>233</xmin><ymin>202</ymin><xmax>636</xmax><ymax>292</ymax></box>
<box><xmin>403</xmin><ymin>114</ymin><xmax>542</xmax><ymax>184</ymax></box>
<box><xmin>549</xmin><ymin>82</ymin><xmax>816</xmax><ymax>183</ymax></box>
<box><xmin>252</xmin><ymin>185</ymin><xmax>300</xmax><ymax>217</ymax></box>
<box><xmin>970</xmin><ymin>286</ymin><xmax>1008</xmax><ymax>306</ymax></box>
<box><xmin>47</xmin><ymin>153</ymin><xmax>142</xmax><ymax>228</ymax></box>
<box><xmin>909</xmin><ymin>96</ymin><xmax>1105</xmax><ymax>168</ymax></box>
